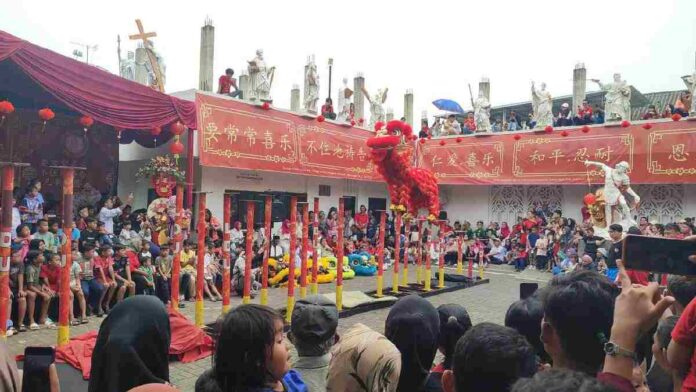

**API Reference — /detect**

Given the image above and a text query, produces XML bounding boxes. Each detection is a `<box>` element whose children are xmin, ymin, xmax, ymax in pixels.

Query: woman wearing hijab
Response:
<box><xmin>385</xmin><ymin>295</ymin><xmax>440</xmax><ymax>392</ymax></box>
<box><xmin>88</xmin><ymin>296</ymin><xmax>171</xmax><ymax>392</ymax></box>
<box><xmin>327</xmin><ymin>323</ymin><xmax>401</xmax><ymax>392</ymax></box>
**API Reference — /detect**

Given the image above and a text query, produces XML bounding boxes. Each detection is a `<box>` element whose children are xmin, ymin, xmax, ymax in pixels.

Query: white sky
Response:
<box><xmin>2</xmin><ymin>0</ymin><xmax>696</xmax><ymax>120</ymax></box>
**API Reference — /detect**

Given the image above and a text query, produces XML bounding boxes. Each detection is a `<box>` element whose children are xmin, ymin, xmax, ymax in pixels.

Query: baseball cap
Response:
<box><xmin>291</xmin><ymin>295</ymin><xmax>339</xmax><ymax>344</ymax></box>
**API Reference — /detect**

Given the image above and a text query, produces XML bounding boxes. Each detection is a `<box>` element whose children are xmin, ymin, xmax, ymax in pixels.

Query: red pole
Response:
<box><xmin>221</xmin><ymin>194</ymin><xmax>231</xmax><ymax>313</ymax></box>
<box><xmin>416</xmin><ymin>219</ymin><xmax>423</xmax><ymax>284</ymax></box>
<box><xmin>261</xmin><ymin>195</ymin><xmax>271</xmax><ymax>305</ymax></box>
<box><xmin>311</xmin><ymin>197</ymin><xmax>319</xmax><ymax>295</ymax></box>
<box><xmin>300</xmin><ymin>205</ymin><xmax>309</xmax><ymax>299</ymax></box>
<box><xmin>195</xmin><ymin>193</ymin><xmax>206</xmax><ymax>327</ymax></box>
<box><xmin>243</xmin><ymin>201</ymin><xmax>254</xmax><ymax>304</ymax></box>
<box><xmin>392</xmin><ymin>212</ymin><xmax>402</xmax><ymax>293</ymax></box>
<box><xmin>57</xmin><ymin>168</ymin><xmax>74</xmax><ymax>345</ymax></box>
<box><xmin>185</xmin><ymin>128</ymin><xmax>195</xmax><ymax>209</ymax></box>
<box><xmin>170</xmin><ymin>184</ymin><xmax>183</xmax><ymax>309</ymax></box>
<box><xmin>286</xmin><ymin>197</ymin><xmax>297</xmax><ymax>322</ymax></box>
<box><xmin>376</xmin><ymin>211</ymin><xmax>386</xmax><ymax>297</ymax></box>
<box><xmin>437</xmin><ymin>221</ymin><xmax>445</xmax><ymax>288</ymax></box>
<box><xmin>402</xmin><ymin>218</ymin><xmax>410</xmax><ymax>286</ymax></box>
<box><xmin>0</xmin><ymin>166</ymin><xmax>14</xmax><ymax>339</ymax></box>
<box><xmin>336</xmin><ymin>198</ymin><xmax>344</xmax><ymax>310</ymax></box>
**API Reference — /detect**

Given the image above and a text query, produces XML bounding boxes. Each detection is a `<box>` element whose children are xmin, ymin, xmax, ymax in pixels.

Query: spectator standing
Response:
<box><xmin>419</xmin><ymin>119</ymin><xmax>430</xmax><ymax>138</ymax></box>
<box><xmin>354</xmin><ymin>205</ymin><xmax>369</xmax><ymax>238</ymax></box>
<box><xmin>217</xmin><ymin>68</ymin><xmax>241</xmax><ymax>98</ymax></box>
<box><xmin>508</xmin><ymin>111</ymin><xmax>521</xmax><ymax>131</ymax></box>
<box><xmin>99</xmin><ymin>194</ymin><xmax>133</xmax><ymax>234</ymax></box>
<box><xmin>425</xmin><ymin>304</ymin><xmax>472</xmax><ymax>391</ymax></box>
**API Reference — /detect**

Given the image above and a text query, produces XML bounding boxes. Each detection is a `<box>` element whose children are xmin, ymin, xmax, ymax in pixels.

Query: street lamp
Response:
<box><xmin>327</xmin><ymin>58</ymin><xmax>334</xmax><ymax>102</ymax></box>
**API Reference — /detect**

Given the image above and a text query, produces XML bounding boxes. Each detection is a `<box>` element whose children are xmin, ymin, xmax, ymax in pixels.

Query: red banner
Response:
<box><xmin>196</xmin><ymin>92</ymin><xmax>379</xmax><ymax>181</ymax></box>
<box><xmin>418</xmin><ymin>120</ymin><xmax>696</xmax><ymax>184</ymax></box>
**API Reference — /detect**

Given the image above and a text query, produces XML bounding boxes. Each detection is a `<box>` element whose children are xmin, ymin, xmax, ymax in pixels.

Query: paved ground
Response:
<box><xmin>7</xmin><ymin>264</ymin><xmax>552</xmax><ymax>391</ymax></box>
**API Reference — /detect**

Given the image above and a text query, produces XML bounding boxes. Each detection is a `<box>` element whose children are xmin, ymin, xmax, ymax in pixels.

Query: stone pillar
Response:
<box><xmin>134</xmin><ymin>47</ymin><xmax>149</xmax><ymax>86</ymax></box>
<box><xmin>198</xmin><ymin>18</ymin><xmax>215</xmax><ymax>92</ymax></box>
<box><xmin>291</xmin><ymin>84</ymin><xmax>301</xmax><ymax>112</ymax></box>
<box><xmin>239</xmin><ymin>72</ymin><xmax>249</xmax><ymax>101</ymax></box>
<box><xmin>353</xmin><ymin>73</ymin><xmax>365</xmax><ymax>122</ymax></box>
<box><xmin>573</xmin><ymin>63</ymin><xmax>587</xmax><ymax>114</ymax></box>
<box><xmin>386</xmin><ymin>107</ymin><xmax>394</xmax><ymax>121</ymax></box>
<box><xmin>478</xmin><ymin>77</ymin><xmax>490</xmax><ymax>101</ymax></box>
<box><xmin>404</xmin><ymin>89</ymin><xmax>414</xmax><ymax>127</ymax></box>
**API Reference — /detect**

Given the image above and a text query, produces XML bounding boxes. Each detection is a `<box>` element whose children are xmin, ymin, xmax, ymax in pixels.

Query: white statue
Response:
<box><xmin>474</xmin><ymin>90</ymin><xmax>491</xmax><ymax>132</ymax></box>
<box><xmin>247</xmin><ymin>49</ymin><xmax>276</xmax><ymax>101</ymax></box>
<box><xmin>143</xmin><ymin>41</ymin><xmax>166</xmax><ymax>89</ymax></box>
<box><xmin>361</xmin><ymin>86</ymin><xmax>388</xmax><ymax>128</ymax></box>
<box><xmin>119</xmin><ymin>51</ymin><xmax>136</xmax><ymax>81</ymax></box>
<box><xmin>682</xmin><ymin>70</ymin><xmax>696</xmax><ymax>116</ymax></box>
<box><xmin>531</xmin><ymin>81</ymin><xmax>553</xmax><ymax>128</ymax></box>
<box><xmin>337</xmin><ymin>77</ymin><xmax>353</xmax><ymax>122</ymax></box>
<box><xmin>591</xmin><ymin>74</ymin><xmax>631</xmax><ymax>121</ymax></box>
<box><xmin>584</xmin><ymin>160</ymin><xmax>640</xmax><ymax>229</ymax></box>
<box><xmin>303</xmin><ymin>57</ymin><xmax>319</xmax><ymax>113</ymax></box>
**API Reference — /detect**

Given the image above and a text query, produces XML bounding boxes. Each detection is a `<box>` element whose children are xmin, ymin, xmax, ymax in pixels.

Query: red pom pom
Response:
<box><xmin>358</xmin><ymin>118</ymin><xmax>364</xmax><ymax>125</ymax></box>
<box><xmin>583</xmin><ymin>193</ymin><xmax>597</xmax><ymax>206</ymax></box>
<box><xmin>456</xmin><ymin>137</ymin><xmax>463</xmax><ymax>143</ymax></box>
<box><xmin>620</xmin><ymin>120</ymin><xmax>631</xmax><ymax>128</ymax></box>
<box><xmin>581</xmin><ymin>125</ymin><xmax>590</xmax><ymax>133</ymax></box>
<box><xmin>439</xmin><ymin>140</ymin><xmax>446</xmax><ymax>146</ymax></box>
<box><xmin>38</xmin><ymin>108</ymin><xmax>55</xmax><ymax>121</ymax></box>
<box><xmin>170</xmin><ymin>121</ymin><xmax>186</xmax><ymax>135</ymax></box>
<box><xmin>317</xmin><ymin>115</ymin><xmax>325</xmax><ymax>123</ymax></box>
<box><xmin>513</xmin><ymin>134</ymin><xmax>521</xmax><ymax>141</ymax></box>
<box><xmin>544</xmin><ymin>125</ymin><xmax>553</xmax><ymax>133</ymax></box>
<box><xmin>170</xmin><ymin>140</ymin><xmax>185</xmax><ymax>155</ymax></box>
<box><xmin>79</xmin><ymin>115</ymin><xmax>94</xmax><ymax>128</ymax></box>
<box><xmin>261</xmin><ymin>102</ymin><xmax>271</xmax><ymax>110</ymax></box>
<box><xmin>150</xmin><ymin>126</ymin><xmax>162</xmax><ymax>136</ymax></box>
<box><xmin>561</xmin><ymin>130</ymin><xmax>569</xmax><ymax>137</ymax></box>
<box><xmin>419</xmin><ymin>138</ymin><xmax>426</xmax><ymax>144</ymax></box>
<box><xmin>0</xmin><ymin>100</ymin><xmax>15</xmax><ymax>115</ymax></box>
<box><xmin>642</xmin><ymin>123</ymin><xmax>653</xmax><ymax>130</ymax></box>
<box><xmin>672</xmin><ymin>113</ymin><xmax>682</xmax><ymax>122</ymax></box>
<box><xmin>427</xmin><ymin>135</ymin><xmax>432</xmax><ymax>140</ymax></box>
<box><xmin>350</xmin><ymin>120</ymin><xmax>356</xmax><ymax>126</ymax></box>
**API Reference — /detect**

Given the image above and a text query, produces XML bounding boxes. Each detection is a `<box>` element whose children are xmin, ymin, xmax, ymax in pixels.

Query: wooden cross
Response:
<box><xmin>128</xmin><ymin>19</ymin><xmax>164</xmax><ymax>92</ymax></box>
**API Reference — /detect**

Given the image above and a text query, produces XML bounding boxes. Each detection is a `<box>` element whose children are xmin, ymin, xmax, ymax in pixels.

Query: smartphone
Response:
<box><xmin>520</xmin><ymin>282</ymin><xmax>539</xmax><ymax>300</ymax></box>
<box><xmin>622</xmin><ymin>234</ymin><xmax>696</xmax><ymax>276</ymax></box>
<box><xmin>22</xmin><ymin>346</ymin><xmax>55</xmax><ymax>392</ymax></box>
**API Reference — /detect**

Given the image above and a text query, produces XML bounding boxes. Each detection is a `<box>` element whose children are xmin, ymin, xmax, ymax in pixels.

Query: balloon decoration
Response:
<box><xmin>350</xmin><ymin>120</ymin><xmax>356</xmax><ymax>126</ymax></box>
<box><xmin>513</xmin><ymin>134</ymin><xmax>522</xmax><ymax>141</ymax></box>
<box><xmin>419</xmin><ymin>138</ymin><xmax>426</xmax><ymax>144</ymax></box>
<box><xmin>581</xmin><ymin>125</ymin><xmax>590</xmax><ymax>133</ymax></box>
<box><xmin>561</xmin><ymin>130</ymin><xmax>569</xmax><ymax>137</ymax></box>
<box><xmin>456</xmin><ymin>137</ymin><xmax>462</xmax><ymax>143</ymax></box>
<box><xmin>38</xmin><ymin>108</ymin><xmax>55</xmax><ymax>132</ymax></box>
<box><xmin>261</xmin><ymin>102</ymin><xmax>271</xmax><ymax>110</ymax></box>
<box><xmin>642</xmin><ymin>123</ymin><xmax>653</xmax><ymax>130</ymax></box>
<box><xmin>79</xmin><ymin>115</ymin><xmax>94</xmax><ymax>133</ymax></box>
<box><xmin>620</xmin><ymin>120</ymin><xmax>631</xmax><ymax>128</ymax></box>
<box><xmin>317</xmin><ymin>115</ymin><xmax>325</xmax><ymax>123</ymax></box>
<box><xmin>357</xmin><ymin>118</ymin><xmax>364</xmax><ymax>126</ymax></box>
<box><xmin>544</xmin><ymin>125</ymin><xmax>553</xmax><ymax>133</ymax></box>
<box><xmin>0</xmin><ymin>100</ymin><xmax>14</xmax><ymax>126</ymax></box>
<box><xmin>439</xmin><ymin>140</ymin><xmax>446</xmax><ymax>146</ymax></box>
<box><xmin>672</xmin><ymin>113</ymin><xmax>682</xmax><ymax>122</ymax></box>
<box><xmin>583</xmin><ymin>193</ymin><xmax>597</xmax><ymax>206</ymax></box>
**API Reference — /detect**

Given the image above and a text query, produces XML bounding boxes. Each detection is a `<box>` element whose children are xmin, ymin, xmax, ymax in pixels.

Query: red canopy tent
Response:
<box><xmin>0</xmin><ymin>30</ymin><xmax>196</xmax><ymax>130</ymax></box>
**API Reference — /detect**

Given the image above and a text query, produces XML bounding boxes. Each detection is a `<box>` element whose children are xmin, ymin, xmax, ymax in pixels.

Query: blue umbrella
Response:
<box><xmin>432</xmin><ymin>99</ymin><xmax>464</xmax><ymax>114</ymax></box>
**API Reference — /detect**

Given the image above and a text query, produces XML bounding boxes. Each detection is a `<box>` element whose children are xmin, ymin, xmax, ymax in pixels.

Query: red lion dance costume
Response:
<box><xmin>366</xmin><ymin>120</ymin><xmax>440</xmax><ymax>221</ymax></box>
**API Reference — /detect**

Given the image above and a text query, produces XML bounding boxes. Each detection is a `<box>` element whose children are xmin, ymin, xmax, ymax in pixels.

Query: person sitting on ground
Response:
<box><xmin>385</xmin><ymin>295</ymin><xmax>440</xmax><ymax>392</ymax></box>
<box><xmin>32</xmin><ymin>219</ymin><xmax>56</xmax><ymax>254</ymax></box>
<box><xmin>218</xmin><ymin>68</ymin><xmax>241</xmax><ymax>98</ymax></box>
<box><xmin>511</xmin><ymin>368</ymin><xmax>615</xmax><ymax>392</ymax></box>
<box><xmin>289</xmin><ymin>295</ymin><xmax>339</xmax><ymax>392</ymax></box>
<box><xmin>208</xmin><ymin>304</ymin><xmax>307</xmax><ymax>392</ymax></box>
<box><xmin>89</xmin><ymin>296</ymin><xmax>171</xmax><ymax>392</ymax></box>
<box><xmin>441</xmin><ymin>322</ymin><xmax>537</xmax><ymax>392</ymax></box>
<box><xmin>487</xmin><ymin>238</ymin><xmax>506</xmax><ymax>265</ymax></box>
<box><xmin>327</xmin><ymin>322</ymin><xmax>401</xmax><ymax>392</ymax></box>
<box><xmin>321</xmin><ymin>98</ymin><xmax>336</xmax><ymax>120</ymax></box>
<box><xmin>39</xmin><ymin>253</ymin><xmax>63</xmax><ymax>327</ymax></box>
<box><xmin>425</xmin><ymin>304</ymin><xmax>473</xmax><ymax>392</ymax></box>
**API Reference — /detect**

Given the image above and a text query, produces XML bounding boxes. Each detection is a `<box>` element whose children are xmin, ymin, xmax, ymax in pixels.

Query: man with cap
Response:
<box><xmin>289</xmin><ymin>295</ymin><xmax>339</xmax><ymax>392</ymax></box>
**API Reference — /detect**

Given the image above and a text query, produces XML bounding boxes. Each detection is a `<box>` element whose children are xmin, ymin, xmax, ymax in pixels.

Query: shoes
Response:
<box><xmin>29</xmin><ymin>323</ymin><xmax>40</xmax><ymax>330</ymax></box>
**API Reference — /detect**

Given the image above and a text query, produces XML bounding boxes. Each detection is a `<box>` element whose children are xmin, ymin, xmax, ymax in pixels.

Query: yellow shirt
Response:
<box><xmin>180</xmin><ymin>250</ymin><xmax>196</xmax><ymax>270</ymax></box>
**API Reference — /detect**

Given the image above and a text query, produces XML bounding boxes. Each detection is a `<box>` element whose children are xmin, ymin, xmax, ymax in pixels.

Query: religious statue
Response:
<box><xmin>531</xmin><ymin>81</ymin><xmax>553</xmax><ymax>128</ymax></box>
<box><xmin>361</xmin><ymin>86</ymin><xmax>388</xmax><ymax>128</ymax></box>
<box><xmin>119</xmin><ymin>51</ymin><xmax>136</xmax><ymax>81</ymax></box>
<box><xmin>337</xmin><ymin>77</ymin><xmax>353</xmax><ymax>122</ymax></box>
<box><xmin>143</xmin><ymin>41</ymin><xmax>166</xmax><ymax>89</ymax></box>
<box><xmin>591</xmin><ymin>74</ymin><xmax>631</xmax><ymax>121</ymax></box>
<box><xmin>247</xmin><ymin>49</ymin><xmax>276</xmax><ymax>101</ymax></box>
<box><xmin>474</xmin><ymin>90</ymin><xmax>491</xmax><ymax>132</ymax></box>
<box><xmin>303</xmin><ymin>56</ymin><xmax>319</xmax><ymax>113</ymax></box>
<box><xmin>584</xmin><ymin>160</ymin><xmax>640</xmax><ymax>230</ymax></box>
<box><xmin>682</xmin><ymin>70</ymin><xmax>696</xmax><ymax>116</ymax></box>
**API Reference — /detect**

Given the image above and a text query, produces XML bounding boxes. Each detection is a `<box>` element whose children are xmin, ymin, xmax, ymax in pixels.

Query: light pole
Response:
<box><xmin>327</xmin><ymin>58</ymin><xmax>334</xmax><ymax>102</ymax></box>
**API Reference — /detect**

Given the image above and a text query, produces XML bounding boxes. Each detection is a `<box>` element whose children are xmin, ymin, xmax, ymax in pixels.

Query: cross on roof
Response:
<box><xmin>128</xmin><ymin>19</ymin><xmax>157</xmax><ymax>46</ymax></box>
<box><xmin>127</xmin><ymin>19</ymin><xmax>164</xmax><ymax>92</ymax></box>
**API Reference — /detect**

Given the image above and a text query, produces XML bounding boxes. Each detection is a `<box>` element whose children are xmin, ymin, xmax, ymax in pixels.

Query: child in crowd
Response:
<box><xmin>155</xmin><ymin>245</ymin><xmax>173</xmax><ymax>304</ymax></box>
<box><xmin>139</xmin><ymin>241</ymin><xmax>152</xmax><ymax>261</ymax></box>
<box><xmin>69</xmin><ymin>249</ymin><xmax>88</xmax><ymax>324</ymax></box>
<box><xmin>9</xmin><ymin>246</ymin><xmax>30</xmax><ymax>333</ymax></box>
<box><xmin>78</xmin><ymin>244</ymin><xmax>105</xmax><ymax>317</ymax></box>
<box><xmin>33</xmin><ymin>219</ymin><xmax>56</xmax><ymax>253</ymax></box>
<box><xmin>94</xmin><ymin>246</ymin><xmax>117</xmax><ymax>314</ymax></box>
<box><xmin>14</xmin><ymin>224</ymin><xmax>32</xmax><ymax>261</ymax></box>
<box><xmin>96</xmin><ymin>221</ymin><xmax>116</xmax><ymax>248</ymax></box>
<box><xmin>180</xmin><ymin>240</ymin><xmax>197</xmax><ymax>301</ymax></box>
<box><xmin>204</xmin><ymin>243</ymin><xmax>223</xmax><ymax>301</ymax></box>
<box><xmin>112</xmin><ymin>244</ymin><xmax>135</xmax><ymax>300</ymax></box>
<box><xmin>138</xmin><ymin>256</ymin><xmax>156</xmax><ymax>296</ymax></box>
<box><xmin>118</xmin><ymin>221</ymin><xmax>137</xmax><ymax>249</ymax></box>
<box><xmin>24</xmin><ymin>251</ymin><xmax>51</xmax><ymax>329</ymax></box>
<box><xmin>39</xmin><ymin>253</ymin><xmax>62</xmax><ymax>328</ymax></box>
<box><xmin>22</xmin><ymin>185</ymin><xmax>44</xmax><ymax>230</ymax></box>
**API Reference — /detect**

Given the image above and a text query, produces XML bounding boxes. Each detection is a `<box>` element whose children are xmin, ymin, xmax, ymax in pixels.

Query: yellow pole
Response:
<box><xmin>478</xmin><ymin>252</ymin><xmax>485</xmax><ymax>279</ymax></box>
<box><xmin>456</xmin><ymin>235</ymin><xmax>463</xmax><ymax>274</ymax></box>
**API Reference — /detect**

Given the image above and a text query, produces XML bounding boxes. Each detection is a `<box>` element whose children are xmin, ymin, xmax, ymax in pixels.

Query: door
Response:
<box><xmin>368</xmin><ymin>197</ymin><xmax>387</xmax><ymax>213</ymax></box>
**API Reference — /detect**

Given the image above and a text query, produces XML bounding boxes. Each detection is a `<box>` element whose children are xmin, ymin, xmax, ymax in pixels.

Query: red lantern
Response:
<box><xmin>620</xmin><ymin>120</ymin><xmax>630</xmax><ymax>128</ymax></box>
<box><xmin>561</xmin><ymin>130</ymin><xmax>569</xmax><ymax>137</ymax></box>
<box><xmin>439</xmin><ymin>140</ymin><xmax>446</xmax><ymax>146</ymax></box>
<box><xmin>170</xmin><ymin>140</ymin><xmax>185</xmax><ymax>155</ymax></box>
<box><xmin>672</xmin><ymin>113</ymin><xmax>682</xmax><ymax>122</ymax></box>
<box><xmin>261</xmin><ymin>102</ymin><xmax>271</xmax><ymax>110</ymax></box>
<box><xmin>544</xmin><ymin>125</ymin><xmax>553</xmax><ymax>133</ymax></box>
<box><xmin>170</xmin><ymin>121</ymin><xmax>186</xmax><ymax>136</ymax></box>
<box><xmin>350</xmin><ymin>120</ymin><xmax>356</xmax><ymax>126</ymax></box>
<box><xmin>581</xmin><ymin>125</ymin><xmax>590</xmax><ymax>133</ymax></box>
<box><xmin>317</xmin><ymin>115</ymin><xmax>325</xmax><ymax>123</ymax></box>
<box><xmin>456</xmin><ymin>137</ymin><xmax>462</xmax><ymax>143</ymax></box>
<box><xmin>419</xmin><ymin>138</ymin><xmax>426</xmax><ymax>144</ymax></box>
<box><xmin>513</xmin><ymin>134</ymin><xmax>521</xmax><ymax>141</ymax></box>
<box><xmin>0</xmin><ymin>100</ymin><xmax>15</xmax><ymax>115</ymax></box>
<box><xmin>583</xmin><ymin>193</ymin><xmax>597</xmax><ymax>206</ymax></box>
<box><xmin>38</xmin><ymin>108</ymin><xmax>55</xmax><ymax>122</ymax></box>
<box><xmin>642</xmin><ymin>123</ymin><xmax>653</xmax><ymax>130</ymax></box>
<box><xmin>150</xmin><ymin>126</ymin><xmax>162</xmax><ymax>136</ymax></box>
<box><xmin>80</xmin><ymin>115</ymin><xmax>94</xmax><ymax>127</ymax></box>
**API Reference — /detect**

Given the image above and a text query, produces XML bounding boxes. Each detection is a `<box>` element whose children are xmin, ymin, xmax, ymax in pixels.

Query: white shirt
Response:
<box><xmin>230</xmin><ymin>228</ymin><xmax>244</xmax><ymax>244</ymax></box>
<box><xmin>98</xmin><ymin>207</ymin><xmax>122</xmax><ymax>234</ymax></box>
<box><xmin>269</xmin><ymin>244</ymin><xmax>284</xmax><ymax>259</ymax></box>
<box><xmin>11</xmin><ymin>207</ymin><xmax>20</xmax><ymax>239</ymax></box>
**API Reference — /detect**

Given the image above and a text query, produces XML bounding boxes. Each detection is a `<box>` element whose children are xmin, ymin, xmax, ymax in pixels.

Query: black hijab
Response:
<box><xmin>385</xmin><ymin>295</ymin><xmax>440</xmax><ymax>392</ymax></box>
<box><xmin>88</xmin><ymin>295</ymin><xmax>171</xmax><ymax>392</ymax></box>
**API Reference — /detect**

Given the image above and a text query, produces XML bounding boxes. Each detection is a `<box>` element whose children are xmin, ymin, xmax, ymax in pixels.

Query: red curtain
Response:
<box><xmin>0</xmin><ymin>30</ymin><xmax>196</xmax><ymax>130</ymax></box>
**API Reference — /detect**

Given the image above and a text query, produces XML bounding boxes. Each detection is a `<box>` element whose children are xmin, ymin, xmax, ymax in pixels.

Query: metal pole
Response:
<box><xmin>375</xmin><ymin>211</ymin><xmax>386</xmax><ymax>297</ymax></box>
<box><xmin>195</xmin><ymin>193</ymin><xmax>206</xmax><ymax>327</ymax></box>
<box><xmin>327</xmin><ymin>58</ymin><xmax>334</xmax><ymax>103</ymax></box>
<box><xmin>300</xmin><ymin>204</ymin><xmax>309</xmax><ymax>299</ymax></box>
<box><xmin>57</xmin><ymin>168</ymin><xmax>74</xmax><ymax>345</ymax></box>
<box><xmin>186</xmin><ymin>129</ymin><xmax>195</xmax><ymax>209</ymax></box>
<box><xmin>311</xmin><ymin>198</ymin><xmax>320</xmax><ymax>295</ymax></box>
<box><xmin>392</xmin><ymin>212</ymin><xmax>402</xmax><ymax>293</ymax></box>
<box><xmin>336</xmin><ymin>198</ymin><xmax>344</xmax><ymax>310</ymax></box>
<box><xmin>402</xmin><ymin>217</ymin><xmax>410</xmax><ymax>287</ymax></box>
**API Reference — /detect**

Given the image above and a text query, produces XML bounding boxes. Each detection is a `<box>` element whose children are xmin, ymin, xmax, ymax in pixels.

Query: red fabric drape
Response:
<box><xmin>0</xmin><ymin>30</ymin><xmax>196</xmax><ymax>130</ymax></box>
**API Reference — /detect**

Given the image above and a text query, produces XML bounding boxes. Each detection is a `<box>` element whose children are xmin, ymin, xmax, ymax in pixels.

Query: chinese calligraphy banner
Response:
<box><xmin>196</xmin><ymin>93</ymin><xmax>380</xmax><ymax>181</ymax></box>
<box><xmin>418</xmin><ymin>120</ymin><xmax>696</xmax><ymax>185</ymax></box>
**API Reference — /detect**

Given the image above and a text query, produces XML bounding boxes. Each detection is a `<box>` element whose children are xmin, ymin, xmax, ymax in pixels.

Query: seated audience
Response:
<box><xmin>321</xmin><ymin>98</ymin><xmax>336</xmax><ymax>120</ymax></box>
<box><xmin>218</xmin><ymin>68</ymin><xmax>241</xmax><ymax>98</ymax></box>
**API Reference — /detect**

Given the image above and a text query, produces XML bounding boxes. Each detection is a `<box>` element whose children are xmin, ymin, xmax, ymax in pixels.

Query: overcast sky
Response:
<box><xmin>2</xmin><ymin>0</ymin><xmax>695</xmax><ymax>121</ymax></box>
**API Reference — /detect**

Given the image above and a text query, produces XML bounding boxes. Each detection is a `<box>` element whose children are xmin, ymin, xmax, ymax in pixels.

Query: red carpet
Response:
<box><xmin>54</xmin><ymin>309</ymin><xmax>213</xmax><ymax>379</ymax></box>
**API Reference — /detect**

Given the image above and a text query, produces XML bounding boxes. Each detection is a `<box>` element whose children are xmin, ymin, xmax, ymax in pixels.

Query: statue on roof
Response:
<box><xmin>247</xmin><ymin>49</ymin><xmax>276</xmax><ymax>101</ymax></box>
<box><xmin>682</xmin><ymin>70</ymin><xmax>696</xmax><ymax>116</ymax></box>
<box><xmin>362</xmin><ymin>86</ymin><xmax>388</xmax><ymax>128</ymax></box>
<box><xmin>303</xmin><ymin>56</ymin><xmax>319</xmax><ymax>113</ymax></box>
<box><xmin>474</xmin><ymin>90</ymin><xmax>491</xmax><ymax>132</ymax></box>
<box><xmin>591</xmin><ymin>73</ymin><xmax>631</xmax><ymax>121</ymax></box>
<box><xmin>531</xmin><ymin>81</ymin><xmax>553</xmax><ymax>128</ymax></box>
<box><xmin>337</xmin><ymin>77</ymin><xmax>353</xmax><ymax>122</ymax></box>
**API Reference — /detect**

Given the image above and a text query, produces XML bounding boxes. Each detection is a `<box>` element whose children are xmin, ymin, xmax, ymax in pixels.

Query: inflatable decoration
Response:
<box><xmin>326</xmin><ymin>256</ymin><xmax>356</xmax><ymax>279</ymax></box>
<box><xmin>349</xmin><ymin>252</ymin><xmax>377</xmax><ymax>276</ymax></box>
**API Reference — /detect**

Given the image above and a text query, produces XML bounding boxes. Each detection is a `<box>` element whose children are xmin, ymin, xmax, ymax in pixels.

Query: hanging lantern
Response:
<box><xmin>38</xmin><ymin>108</ymin><xmax>55</xmax><ymax>132</ymax></box>
<box><xmin>642</xmin><ymin>123</ymin><xmax>653</xmax><ymax>130</ymax></box>
<box><xmin>0</xmin><ymin>100</ymin><xmax>14</xmax><ymax>126</ymax></box>
<box><xmin>561</xmin><ymin>130</ymin><xmax>569</xmax><ymax>137</ymax></box>
<box><xmin>170</xmin><ymin>139</ymin><xmax>185</xmax><ymax>155</ymax></box>
<box><xmin>456</xmin><ymin>137</ymin><xmax>462</xmax><ymax>143</ymax></box>
<box><xmin>261</xmin><ymin>102</ymin><xmax>271</xmax><ymax>110</ymax></box>
<box><xmin>439</xmin><ymin>140</ymin><xmax>446</xmax><ymax>146</ymax></box>
<box><xmin>150</xmin><ymin>126</ymin><xmax>162</xmax><ymax>145</ymax></box>
<box><xmin>170</xmin><ymin>121</ymin><xmax>186</xmax><ymax>136</ymax></box>
<box><xmin>581</xmin><ymin>125</ymin><xmax>590</xmax><ymax>133</ymax></box>
<box><xmin>350</xmin><ymin>120</ymin><xmax>356</xmax><ymax>126</ymax></box>
<box><xmin>672</xmin><ymin>113</ymin><xmax>682</xmax><ymax>122</ymax></box>
<box><xmin>544</xmin><ymin>125</ymin><xmax>553</xmax><ymax>133</ymax></box>
<box><xmin>513</xmin><ymin>134</ymin><xmax>522</xmax><ymax>141</ymax></box>
<box><xmin>620</xmin><ymin>120</ymin><xmax>631</xmax><ymax>128</ymax></box>
<box><xmin>80</xmin><ymin>115</ymin><xmax>94</xmax><ymax>133</ymax></box>
<box><xmin>583</xmin><ymin>193</ymin><xmax>597</xmax><ymax>205</ymax></box>
<box><xmin>317</xmin><ymin>115</ymin><xmax>325</xmax><ymax>123</ymax></box>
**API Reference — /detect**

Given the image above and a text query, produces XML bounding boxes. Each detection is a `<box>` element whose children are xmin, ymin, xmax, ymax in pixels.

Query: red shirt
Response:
<box><xmin>354</xmin><ymin>212</ymin><xmax>369</xmax><ymax>229</ymax></box>
<box><xmin>218</xmin><ymin>75</ymin><xmax>237</xmax><ymax>94</ymax></box>
<box><xmin>40</xmin><ymin>264</ymin><xmax>61</xmax><ymax>291</ymax></box>
<box><xmin>626</xmin><ymin>270</ymin><xmax>650</xmax><ymax>286</ymax></box>
<box><xmin>321</xmin><ymin>104</ymin><xmax>334</xmax><ymax>114</ymax></box>
<box><xmin>94</xmin><ymin>255</ymin><xmax>113</xmax><ymax>282</ymax></box>
<box><xmin>127</xmin><ymin>250</ymin><xmax>141</xmax><ymax>272</ymax></box>
<box><xmin>672</xmin><ymin>298</ymin><xmax>696</xmax><ymax>390</ymax></box>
